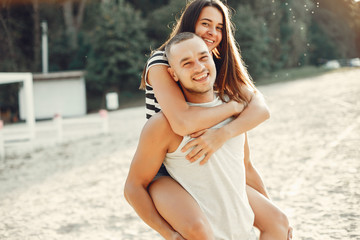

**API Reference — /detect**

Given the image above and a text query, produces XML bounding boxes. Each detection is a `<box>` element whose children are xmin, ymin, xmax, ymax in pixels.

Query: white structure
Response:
<box><xmin>324</xmin><ymin>60</ymin><xmax>341</xmax><ymax>69</ymax></box>
<box><xmin>0</xmin><ymin>73</ymin><xmax>35</xmax><ymax>159</ymax></box>
<box><xmin>0</xmin><ymin>73</ymin><xmax>35</xmax><ymax>139</ymax></box>
<box><xmin>105</xmin><ymin>92</ymin><xmax>119</xmax><ymax>110</ymax></box>
<box><xmin>19</xmin><ymin>71</ymin><xmax>86</xmax><ymax>119</ymax></box>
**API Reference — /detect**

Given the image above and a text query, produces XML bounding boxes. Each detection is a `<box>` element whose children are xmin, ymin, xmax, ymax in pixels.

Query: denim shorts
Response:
<box><xmin>152</xmin><ymin>164</ymin><xmax>170</xmax><ymax>182</ymax></box>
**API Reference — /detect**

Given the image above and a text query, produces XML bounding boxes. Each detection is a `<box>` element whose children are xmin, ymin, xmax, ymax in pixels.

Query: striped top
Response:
<box><xmin>144</xmin><ymin>51</ymin><xmax>169</xmax><ymax>119</ymax></box>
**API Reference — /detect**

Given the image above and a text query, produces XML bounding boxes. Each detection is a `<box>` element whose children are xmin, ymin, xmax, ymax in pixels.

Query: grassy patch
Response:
<box><xmin>87</xmin><ymin>90</ymin><xmax>145</xmax><ymax>113</ymax></box>
<box><xmin>118</xmin><ymin>91</ymin><xmax>145</xmax><ymax>109</ymax></box>
<box><xmin>255</xmin><ymin>66</ymin><xmax>332</xmax><ymax>86</ymax></box>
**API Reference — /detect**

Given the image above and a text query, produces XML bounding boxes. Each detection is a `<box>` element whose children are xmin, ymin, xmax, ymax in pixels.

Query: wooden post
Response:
<box><xmin>0</xmin><ymin>120</ymin><xmax>4</xmax><ymax>159</ymax></box>
<box><xmin>54</xmin><ymin>114</ymin><xmax>63</xmax><ymax>143</ymax></box>
<box><xmin>24</xmin><ymin>73</ymin><xmax>36</xmax><ymax>141</ymax></box>
<box><xmin>99</xmin><ymin>109</ymin><xmax>109</xmax><ymax>134</ymax></box>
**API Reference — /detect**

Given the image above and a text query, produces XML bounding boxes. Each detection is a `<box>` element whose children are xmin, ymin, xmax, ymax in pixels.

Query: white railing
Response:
<box><xmin>0</xmin><ymin>110</ymin><xmax>109</xmax><ymax>159</ymax></box>
<box><xmin>0</xmin><ymin>120</ymin><xmax>4</xmax><ymax>159</ymax></box>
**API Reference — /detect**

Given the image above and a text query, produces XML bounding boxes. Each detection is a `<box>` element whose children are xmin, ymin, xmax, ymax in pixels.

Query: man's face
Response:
<box><xmin>167</xmin><ymin>37</ymin><xmax>216</xmax><ymax>98</ymax></box>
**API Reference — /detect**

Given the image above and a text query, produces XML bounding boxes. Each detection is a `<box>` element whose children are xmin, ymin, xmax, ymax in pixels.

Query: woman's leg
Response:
<box><xmin>247</xmin><ymin>185</ymin><xmax>290</xmax><ymax>240</ymax></box>
<box><xmin>149</xmin><ymin>176</ymin><xmax>214</xmax><ymax>240</ymax></box>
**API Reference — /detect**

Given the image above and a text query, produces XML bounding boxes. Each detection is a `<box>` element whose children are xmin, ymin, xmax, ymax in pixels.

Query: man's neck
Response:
<box><xmin>185</xmin><ymin>91</ymin><xmax>215</xmax><ymax>104</ymax></box>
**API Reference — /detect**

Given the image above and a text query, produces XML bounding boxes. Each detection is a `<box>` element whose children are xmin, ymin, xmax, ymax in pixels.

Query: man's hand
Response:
<box><xmin>230</xmin><ymin>100</ymin><xmax>246</xmax><ymax>116</ymax></box>
<box><xmin>288</xmin><ymin>226</ymin><xmax>293</xmax><ymax>240</ymax></box>
<box><xmin>181</xmin><ymin>128</ymin><xmax>227</xmax><ymax>165</ymax></box>
<box><xmin>168</xmin><ymin>231</ymin><xmax>186</xmax><ymax>240</ymax></box>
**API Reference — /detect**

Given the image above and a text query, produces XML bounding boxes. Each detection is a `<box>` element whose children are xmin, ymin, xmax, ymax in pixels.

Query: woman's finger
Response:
<box><xmin>199</xmin><ymin>151</ymin><xmax>213</xmax><ymax>165</ymax></box>
<box><xmin>190</xmin><ymin>129</ymin><xmax>207</xmax><ymax>138</ymax></box>
<box><xmin>189</xmin><ymin>148</ymin><xmax>207</xmax><ymax>162</ymax></box>
<box><xmin>186</xmin><ymin>145</ymin><xmax>203</xmax><ymax>162</ymax></box>
<box><xmin>181</xmin><ymin>138</ymin><xmax>199</xmax><ymax>152</ymax></box>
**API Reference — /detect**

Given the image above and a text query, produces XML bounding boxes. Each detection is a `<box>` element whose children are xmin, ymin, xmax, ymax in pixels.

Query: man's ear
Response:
<box><xmin>167</xmin><ymin>67</ymin><xmax>179</xmax><ymax>82</ymax></box>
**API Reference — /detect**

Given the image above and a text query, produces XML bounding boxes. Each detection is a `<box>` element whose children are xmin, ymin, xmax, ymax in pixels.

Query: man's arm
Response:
<box><xmin>243</xmin><ymin>132</ymin><xmax>270</xmax><ymax>199</ymax></box>
<box><xmin>124</xmin><ymin>114</ymin><xmax>180</xmax><ymax>239</ymax></box>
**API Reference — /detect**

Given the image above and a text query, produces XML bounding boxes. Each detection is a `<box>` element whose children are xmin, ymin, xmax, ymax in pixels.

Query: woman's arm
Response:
<box><xmin>149</xmin><ymin>65</ymin><xmax>244</xmax><ymax>136</ymax></box>
<box><xmin>182</xmin><ymin>88</ymin><xmax>270</xmax><ymax>163</ymax></box>
<box><xmin>217</xmin><ymin>88</ymin><xmax>270</xmax><ymax>140</ymax></box>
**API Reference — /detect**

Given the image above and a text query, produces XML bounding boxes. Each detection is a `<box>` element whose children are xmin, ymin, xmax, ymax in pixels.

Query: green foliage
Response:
<box><xmin>257</xmin><ymin>66</ymin><xmax>331</xmax><ymax>85</ymax></box>
<box><xmin>85</xmin><ymin>0</ymin><xmax>148</xmax><ymax>94</ymax></box>
<box><xmin>308</xmin><ymin>21</ymin><xmax>339</xmax><ymax>65</ymax></box>
<box><xmin>145</xmin><ymin>0</ymin><xmax>185</xmax><ymax>50</ymax></box>
<box><xmin>126</xmin><ymin>0</ymin><xmax>170</xmax><ymax>16</ymax></box>
<box><xmin>233</xmin><ymin>5</ymin><xmax>270</xmax><ymax>78</ymax></box>
<box><xmin>0</xmin><ymin>0</ymin><xmax>359</xmax><ymax>113</ymax></box>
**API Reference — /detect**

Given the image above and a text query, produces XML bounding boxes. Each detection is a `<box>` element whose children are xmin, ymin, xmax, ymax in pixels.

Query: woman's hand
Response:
<box><xmin>181</xmin><ymin>128</ymin><xmax>227</xmax><ymax>165</ymax></box>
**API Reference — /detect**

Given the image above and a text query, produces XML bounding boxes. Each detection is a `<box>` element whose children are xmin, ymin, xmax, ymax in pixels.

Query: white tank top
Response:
<box><xmin>164</xmin><ymin>96</ymin><xmax>255</xmax><ymax>240</ymax></box>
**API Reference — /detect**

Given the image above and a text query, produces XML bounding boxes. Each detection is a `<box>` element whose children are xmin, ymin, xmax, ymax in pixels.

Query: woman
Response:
<box><xmin>140</xmin><ymin>0</ymin><xmax>291</xmax><ymax>239</ymax></box>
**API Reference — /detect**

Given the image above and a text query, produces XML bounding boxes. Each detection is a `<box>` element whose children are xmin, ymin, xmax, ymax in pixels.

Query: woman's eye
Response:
<box><xmin>216</xmin><ymin>27</ymin><xmax>223</xmax><ymax>31</ymax></box>
<box><xmin>202</xmin><ymin>22</ymin><xmax>209</xmax><ymax>27</ymax></box>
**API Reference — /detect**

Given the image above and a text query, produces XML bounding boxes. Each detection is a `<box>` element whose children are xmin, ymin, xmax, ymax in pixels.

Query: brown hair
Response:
<box><xmin>140</xmin><ymin>0</ymin><xmax>256</xmax><ymax>104</ymax></box>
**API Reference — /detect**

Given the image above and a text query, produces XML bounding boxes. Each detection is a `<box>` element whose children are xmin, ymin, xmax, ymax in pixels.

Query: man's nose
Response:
<box><xmin>194</xmin><ymin>60</ymin><xmax>205</xmax><ymax>72</ymax></box>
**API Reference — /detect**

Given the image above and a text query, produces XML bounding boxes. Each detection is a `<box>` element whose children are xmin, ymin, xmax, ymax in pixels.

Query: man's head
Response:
<box><xmin>165</xmin><ymin>32</ymin><xmax>216</xmax><ymax>103</ymax></box>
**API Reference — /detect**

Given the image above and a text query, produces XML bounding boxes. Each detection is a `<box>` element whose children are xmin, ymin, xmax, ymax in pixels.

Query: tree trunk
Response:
<box><xmin>32</xmin><ymin>0</ymin><xmax>40</xmax><ymax>72</ymax></box>
<box><xmin>0</xmin><ymin>8</ymin><xmax>17</xmax><ymax>71</ymax></box>
<box><xmin>62</xmin><ymin>0</ymin><xmax>87</xmax><ymax>49</ymax></box>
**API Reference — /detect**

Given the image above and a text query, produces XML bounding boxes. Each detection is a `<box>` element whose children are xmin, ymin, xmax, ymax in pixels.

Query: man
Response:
<box><xmin>124</xmin><ymin>32</ymin><xmax>257</xmax><ymax>240</ymax></box>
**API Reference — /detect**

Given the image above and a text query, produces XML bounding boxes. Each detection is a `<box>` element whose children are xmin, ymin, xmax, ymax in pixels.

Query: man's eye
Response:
<box><xmin>201</xmin><ymin>56</ymin><xmax>208</xmax><ymax>61</ymax></box>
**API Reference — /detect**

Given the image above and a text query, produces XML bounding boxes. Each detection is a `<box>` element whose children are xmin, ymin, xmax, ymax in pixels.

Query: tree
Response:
<box><xmin>313</xmin><ymin>0</ymin><xmax>360</xmax><ymax>56</ymax></box>
<box><xmin>146</xmin><ymin>0</ymin><xmax>185</xmax><ymax>50</ymax></box>
<box><xmin>62</xmin><ymin>0</ymin><xmax>87</xmax><ymax>49</ymax></box>
<box><xmin>85</xmin><ymin>0</ymin><xmax>148</xmax><ymax>96</ymax></box>
<box><xmin>308</xmin><ymin>20</ymin><xmax>339</xmax><ymax>65</ymax></box>
<box><xmin>233</xmin><ymin>4</ymin><xmax>270</xmax><ymax>78</ymax></box>
<box><xmin>32</xmin><ymin>0</ymin><xmax>41</xmax><ymax>72</ymax></box>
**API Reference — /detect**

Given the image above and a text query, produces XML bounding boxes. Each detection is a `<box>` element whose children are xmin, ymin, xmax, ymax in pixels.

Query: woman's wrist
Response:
<box><xmin>229</xmin><ymin>100</ymin><xmax>245</xmax><ymax>115</ymax></box>
<box><xmin>216</xmin><ymin>126</ymin><xmax>233</xmax><ymax>143</ymax></box>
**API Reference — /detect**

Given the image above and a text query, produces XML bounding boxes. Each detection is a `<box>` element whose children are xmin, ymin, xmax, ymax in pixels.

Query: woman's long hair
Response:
<box><xmin>139</xmin><ymin>0</ymin><xmax>256</xmax><ymax>104</ymax></box>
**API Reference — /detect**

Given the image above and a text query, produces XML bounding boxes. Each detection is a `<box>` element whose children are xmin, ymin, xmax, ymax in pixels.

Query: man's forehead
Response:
<box><xmin>171</xmin><ymin>38</ymin><xmax>208</xmax><ymax>61</ymax></box>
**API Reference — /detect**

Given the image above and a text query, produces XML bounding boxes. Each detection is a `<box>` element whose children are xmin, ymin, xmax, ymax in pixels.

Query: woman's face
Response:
<box><xmin>195</xmin><ymin>6</ymin><xmax>223</xmax><ymax>51</ymax></box>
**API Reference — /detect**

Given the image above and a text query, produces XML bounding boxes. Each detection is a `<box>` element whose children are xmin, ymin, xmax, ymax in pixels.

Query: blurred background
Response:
<box><xmin>0</xmin><ymin>2</ymin><xmax>359</xmax><ymax>239</ymax></box>
<box><xmin>0</xmin><ymin>0</ymin><xmax>359</xmax><ymax>123</ymax></box>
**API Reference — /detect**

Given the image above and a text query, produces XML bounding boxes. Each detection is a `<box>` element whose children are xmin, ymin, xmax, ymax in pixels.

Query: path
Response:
<box><xmin>0</xmin><ymin>68</ymin><xmax>359</xmax><ymax>240</ymax></box>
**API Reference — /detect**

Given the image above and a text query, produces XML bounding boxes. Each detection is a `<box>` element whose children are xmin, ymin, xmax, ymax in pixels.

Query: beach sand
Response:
<box><xmin>0</xmin><ymin>68</ymin><xmax>359</xmax><ymax>240</ymax></box>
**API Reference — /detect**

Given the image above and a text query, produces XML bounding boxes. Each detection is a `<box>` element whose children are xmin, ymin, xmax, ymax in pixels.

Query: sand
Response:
<box><xmin>0</xmin><ymin>68</ymin><xmax>359</xmax><ymax>240</ymax></box>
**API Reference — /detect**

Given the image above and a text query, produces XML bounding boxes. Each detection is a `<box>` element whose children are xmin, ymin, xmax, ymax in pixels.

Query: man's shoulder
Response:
<box><xmin>144</xmin><ymin>112</ymin><xmax>174</xmax><ymax>136</ymax></box>
<box><xmin>144</xmin><ymin>112</ymin><xmax>183</xmax><ymax>153</ymax></box>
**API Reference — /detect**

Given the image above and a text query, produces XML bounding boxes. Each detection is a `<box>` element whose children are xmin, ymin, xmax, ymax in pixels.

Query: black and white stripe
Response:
<box><xmin>145</xmin><ymin>51</ymin><xmax>169</xmax><ymax>119</ymax></box>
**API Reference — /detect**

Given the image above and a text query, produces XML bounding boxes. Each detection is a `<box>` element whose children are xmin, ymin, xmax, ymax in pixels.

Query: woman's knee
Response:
<box><xmin>182</xmin><ymin>218</ymin><xmax>214</xmax><ymax>240</ymax></box>
<box><xmin>265</xmin><ymin>209</ymin><xmax>289</xmax><ymax>239</ymax></box>
<box><xmin>275</xmin><ymin>210</ymin><xmax>289</xmax><ymax>232</ymax></box>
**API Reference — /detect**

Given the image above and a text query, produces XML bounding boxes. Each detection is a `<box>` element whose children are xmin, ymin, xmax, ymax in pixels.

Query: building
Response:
<box><xmin>19</xmin><ymin>71</ymin><xmax>86</xmax><ymax>120</ymax></box>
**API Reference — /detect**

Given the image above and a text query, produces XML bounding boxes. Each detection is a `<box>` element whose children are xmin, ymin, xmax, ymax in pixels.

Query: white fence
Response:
<box><xmin>0</xmin><ymin>110</ymin><xmax>109</xmax><ymax>159</ymax></box>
